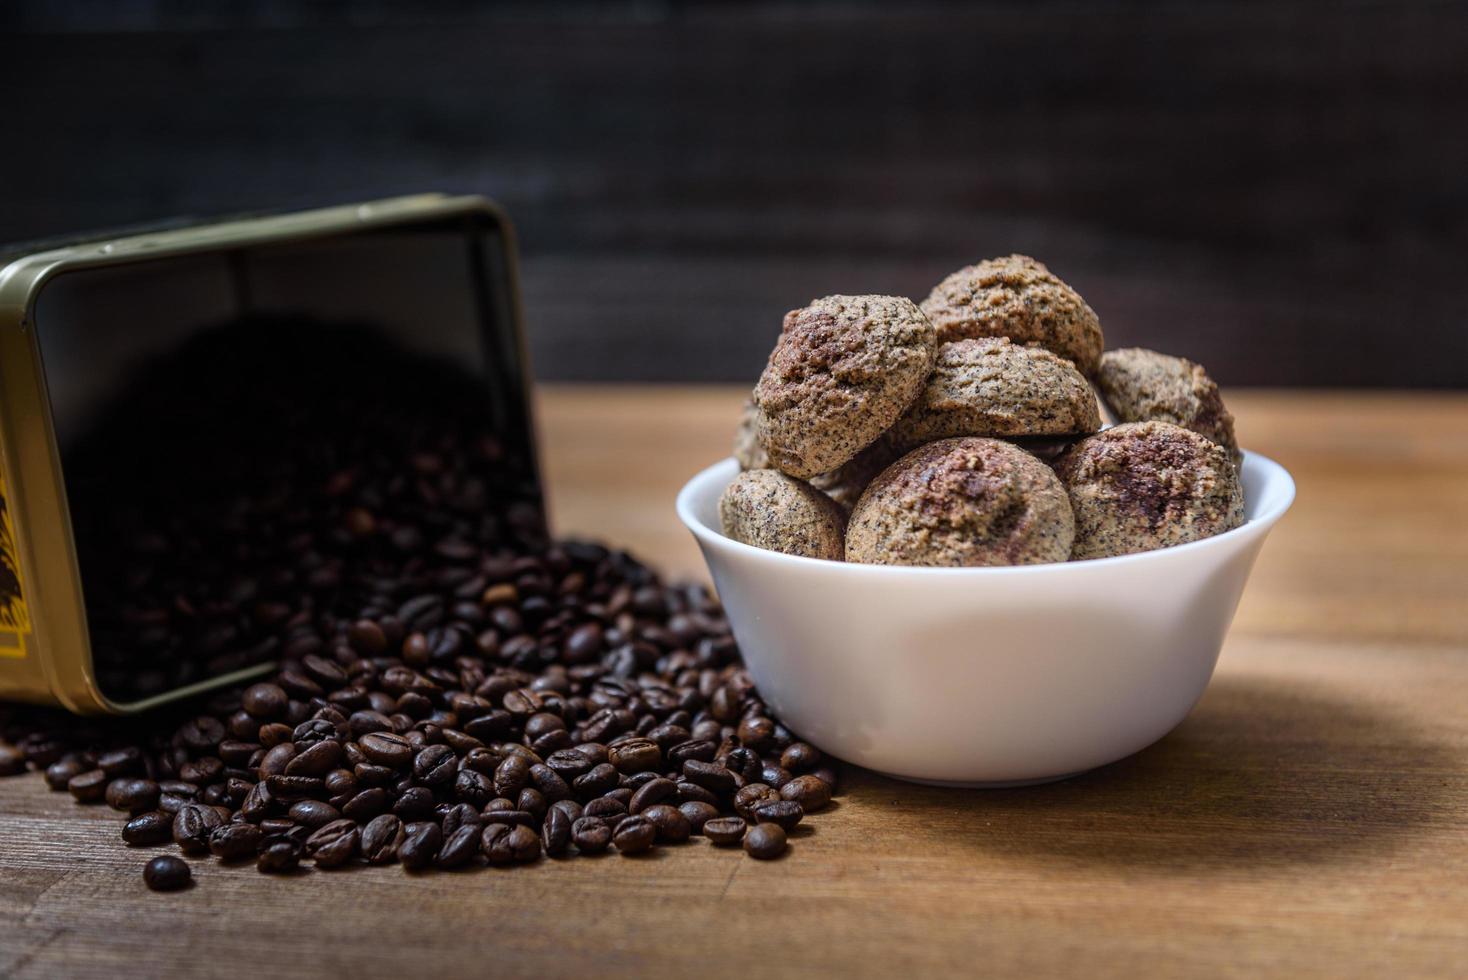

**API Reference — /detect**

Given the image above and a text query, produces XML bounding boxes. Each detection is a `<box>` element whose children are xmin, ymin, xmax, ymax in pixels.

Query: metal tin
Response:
<box><xmin>0</xmin><ymin>194</ymin><xmax>540</xmax><ymax>713</ymax></box>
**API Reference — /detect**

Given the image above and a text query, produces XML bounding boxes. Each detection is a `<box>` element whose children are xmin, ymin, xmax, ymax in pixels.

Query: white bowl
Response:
<box><xmin>676</xmin><ymin>451</ymin><xmax>1295</xmax><ymax>787</ymax></box>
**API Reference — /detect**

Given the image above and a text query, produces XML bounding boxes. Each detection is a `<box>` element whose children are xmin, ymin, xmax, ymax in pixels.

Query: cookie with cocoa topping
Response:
<box><xmin>719</xmin><ymin>470</ymin><xmax>846</xmax><ymax>561</ymax></box>
<box><xmin>1094</xmin><ymin>348</ymin><xmax>1241</xmax><ymax>467</ymax></box>
<box><xmin>889</xmin><ymin>338</ymin><xmax>1100</xmax><ymax>451</ymax></box>
<box><xmin>736</xmin><ymin>397</ymin><xmax>898</xmax><ymax>514</ymax></box>
<box><xmin>845</xmin><ymin>437</ymin><xmax>1074</xmax><ymax>567</ymax></box>
<box><xmin>919</xmin><ymin>255</ymin><xmax>1103</xmax><ymax>373</ymax></box>
<box><xmin>1054</xmin><ymin>421</ymin><xmax>1243</xmax><ymax>560</ymax></box>
<box><xmin>753</xmin><ymin>295</ymin><xmax>936</xmax><ymax>479</ymax></box>
<box><xmin>732</xmin><ymin>397</ymin><xmax>770</xmax><ymax>470</ymax></box>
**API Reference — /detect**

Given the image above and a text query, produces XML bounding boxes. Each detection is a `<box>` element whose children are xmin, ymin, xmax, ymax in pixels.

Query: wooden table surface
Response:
<box><xmin>3</xmin><ymin>387</ymin><xmax>1466</xmax><ymax>979</ymax></box>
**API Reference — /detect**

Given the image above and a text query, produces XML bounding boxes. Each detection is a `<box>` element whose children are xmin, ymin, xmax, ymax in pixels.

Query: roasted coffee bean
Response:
<box><xmin>527</xmin><ymin>763</ymin><xmax>571</xmax><ymax>803</ymax></box>
<box><xmin>675</xmin><ymin>781</ymin><xmax>721</xmax><ymax>808</ymax></box>
<box><xmin>98</xmin><ymin>747</ymin><xmax>143</xmax><ymax>776</ymax></box>
<box><xmin>482</xmin><ymin>822</ymin><xmax>539</xmax><ymax>865</ymax></box>
<box><xmin>144</xmin><ymin>855</ymin><xmax>191</xmax><ymax>891</ymax></box>
<box><xmin>641</xmin><ymin>804</ymin><xmax>692</xmax><ymax>844</ymax></box>
<box><xmin>811</xmin><ymin>765</ymin><xmax>839</xmax><ymax>793</ymax></box>
<box><xmin>105</xmin><ymin>778</ymin><xmax>161</xmax><ymax>814</ymax></box>
<box><xmin>412</xmin><ymin>744</ymin><xmax>456</xmax><ymax>786</ymax></box>
<box><xmin>285</xmin><ymin>739</ymin><xmax>343</xmax><ymax>777</ymax></box>
<box><xmin>780</xmin><ymin>774</ymin><xmax>832</xmax><ymax>812</ymax></box>
<box><xmin>612</xmin><ymin>814</ymin><xmax>656</xmax><ymax>855</ymax></box>
<box><xmin>607</xmin><ymin>737</ymin><xmax>661</xmax><ymax>774</ymax></box>
<box><xmin>171</xmin><ymin>803</ymin><xmax>224</xmax><ymax>854</ymax></box>
<box><xmin>259</xmin><ymin>743</ymin><xmax>296</xmax><ymax>777</ymax></box>
<box><xmin>571</xmin><ymin>816</ymin><xmax>611</xmax><ymax>854</ymax></box>
<box><xmin>752</xmin><ymin>800</ymin><xmax>804</xmax><ymax>831</ymax></box>
<box><xmin>44</xmin><ymin>757</ymin><xmax>88</xmax><ymax>791</ymax></box>
<box><xmin>360</xmin><ymin>814</ymin><xmax>405</xmax><ymax>864</ymax></box>
<box><xmin>516</xmin><ymin>787</ymin><xmax>548</xmax><ymax>820</ymax></box>
<box><xmin>479</xmin><ymin>809</ymin><xmax>536</xmax><ymax>829</ymax></box>
<box><xmin>493</xmin><ymin>754</ymin><xmax>530</xmax><ymax>798</ymax></box>
<box><xmin>122</xmin><ymin>811</ymin><xmax>173</xmax><ymax>846</ymax></box>
<box><xmin>257</xmin><ymin>838</ymin><xmax>303</xmax><ymax>873</ymax></box>
<box><xmin>572</xmin><ymin>763</ymin><xmax>619</xmax><ymax>799</ymax></box>
<box><xmin>734</xmin><ymin>783</ymin><xmax>781</xmax><ymax>821</ymax></box>
<box><xmin>442</xmin><ymin>803</ymin><xmax>482</xmax><ymax>837</ymax></box>
<box><xmin>780</xmin><ymin>742</ymin><xmax>821</xmax><ymax>773</ymax></box>
<box><xmin>265</xmin><ymin>775</ymin><xmax>323</xmax><ymax>800</ymax></box>
<box><xmin>744</xmin><ymin>822</ymin><xmax>787</xmax><ymax>859</ymax></box>
<box><xmin>239</xmin><ymin>781</ymin><xmax>273</xmax><ymax>822</ymax></box>
<box><xmin>681</xmin><ymin>759</ymin><xmax>736</xmax><ymax>796</ymax></box>
<box><xmin>288</xmin><ymin>799</ymin><xmax>342</xmax><ymax>829</ymax></box>
<box><xmin>736</xmin><ymin>715</ymin><xmax>776</xmax><ymax>751</ymax></box>
<box><xmin>668</xmin><ymin>739</ymin><xmax>717</xmax><ymax>768</ymax></box>
<box><xmin>628</xmin><ymin>777</ymin><xmax>678</xmax><ymax>815</ymax></box>
<box><xmin>357</xmin><ymin>732</ymin><xmax>413</xmax><ymax>768</ymax></box>
<box><xmin>68</xmin><ymin>769</ymin><xmax>110</xmax><ymax>803</ymax></box>
<box><xmin>436</xmin><ymin>824</ymin><xmax>481</xmax><ymax>868</ymax></box>
<box><xmin>392</xmin><ymin>786</ymin><xmax>437</xmax><ymax>821</ymax></box>
<box><xmin>341</xmin><ymin>786</ymin><xmax>389</xmax><ymax>821</ymax></box>
<box><xmin>542</xmin><ymin>805</ymin><xmax>572</xmax><ymax>856</ymax></box>
<box><xmin>704</xmin><ymin>817</ymin><xmax>747</xmax><ymax>846</ymax></box>
<box><xmin>242</xmin><ymin>683</ymin><xmax>288</xmax><ymax>719</ymax></box>
<box><xmin>399</xmin><ymin>821</ymin><xmax>443</xmax><ymax>870</ymax></box>
<box><xmin>305</xmin><ymin>819</ymin><xmax>359</xmax><ymax>868</ymax></box>
<box><xmin>679</xmin><ymin>801</ymin><xmax>721</xmax><ymax>834</ymax></box>
<box><xmin>209</xmin><ymin>822</ymin><xmax>264</xmax><ymax>862</ymax></box>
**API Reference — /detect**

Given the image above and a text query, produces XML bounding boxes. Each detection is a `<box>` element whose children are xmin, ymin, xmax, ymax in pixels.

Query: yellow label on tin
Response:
<box><xmin>0</xmin><ymin>466</ymin><xmax>29</xmax><ymax>658</ymax></box>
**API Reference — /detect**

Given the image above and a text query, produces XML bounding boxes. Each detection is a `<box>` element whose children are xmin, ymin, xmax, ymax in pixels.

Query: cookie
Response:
<box><xmin>888</xmin><ymin>338</ymin><xmax>1100</xmax><ymax>451</ymax></box>
<box><xmin>1053</xmin><ymin>421</ymin><xmax>1244</xmax><ymax>560</ymax></box>
<box><xmin>808</xmin><ymin>432</ymin><xmax>900</xmax><ymax>514</ymax></box>
<box><xmin>719</xmin><ymin>470</ymin><xmax>846</xmax><ymax>561</ymax></box>
<box><xmin>1094</xmin><ymin>347</ymin><xmax>1241</xmax><ymax>467</ymax></box>
<box><xmin>845</xmin><ymin>437</ymin><xmax>1074</xmax><ymax>567</ymax></box>
<box><xmin>919</xmin><ymin>255</ymin><xmax>1103</xmax><ymax>374</ymax></box>
<box><xmin>753</xmin><ymin>295</ymin><xmax>937</xmax><ymax>479</ymax></box>
<box><xmin>732</xmin><ymin>396</ymin><xmax>771</xmax><ymax>470</ymax></box>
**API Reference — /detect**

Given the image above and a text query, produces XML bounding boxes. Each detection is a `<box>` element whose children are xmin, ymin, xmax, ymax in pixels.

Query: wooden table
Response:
<box><xmin>3</xmin><ymin>388</ymin><xmax>1465</xmax><ymax>979</ymax></box>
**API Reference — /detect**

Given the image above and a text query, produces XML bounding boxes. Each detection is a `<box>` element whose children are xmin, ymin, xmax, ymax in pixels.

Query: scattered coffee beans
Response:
<box><xmin>143</xmin><ymin>855</ymin><xmax>192</xmax><ymax>891</ymax></box>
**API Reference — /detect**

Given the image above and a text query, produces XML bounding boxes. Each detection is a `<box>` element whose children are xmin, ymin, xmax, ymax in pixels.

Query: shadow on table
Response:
<box><xmin>845</xmin><ymin>675</ymin><xmax>1464</xmax><ymax>872</ymax></box>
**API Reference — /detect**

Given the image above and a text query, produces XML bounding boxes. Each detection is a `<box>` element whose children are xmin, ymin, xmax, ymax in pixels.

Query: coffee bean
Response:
<box><xmin>44</xmin><ymin>757</ymin><xmax>88</xmax><ymax>791</ymax></box>
<box><xmin>607</xmin><ymin>737</ymin><xmax>662</xmax><ymax>774</ymax></box>
<box><xmin>780</xmin><ymin>774</ymin><xmax>832</xmax><ymax>812</ymax></box>
<box><xmin>242</xmin><ymin>683</ymin><xmax>288</xmax><ymax>719</ymax></box>
<box><xmin>399</xmin><ymin>821</ymin><xmax>443</xmax><ymax>870</ymax></box>
<box><xmin>612</xmin><ymin>814</ymin><xmax>656</xmax><ymax>855</ymax></box>
<box><xmin>780</xmin><ymin>742</ymin><xmax>821</xmax><ymax>772</ymax></box>
<box><xmin>357</xmin><ymin>732</ymin><xmax>413</xmax><ymax>768</ymax></box>
<box><xmin>305</xmin><ymin>819</ymin><xmax>360</xmax><ymax>868</ymax></box>
<box><xmin>360</xmin><ymin>814</ymin><xmax>404</xmax><ymax>864</ymax></box>
<box><xmin>681</xmin><ymin>759</ymin><xmax>736</xmax><ymax>796</ymax></box>
<box><xmin>744</xmin><ymin>822</ymin><xmax>787</xmax><ymax>860</ymax></box>
<box><xmin>342</xmin><ymin>786</ymin><xmax>389</xmax><ymax>821</ymax></box>
<box><xmin>435</xmin><ymin>824</ymin><xmax>480</xmax><ymax>868</ymax></box>
<box><xmin>734</xmin><ymin>783</ymin><xmax>780</xmax><ymax>821</ymax></box>
<box><xmin>172</xmin><ymin>803</ymin><xmax>225</xmax><ymax>854</ymax></box>
<box><xmin>143</xmin><ymin>855</ymin><xmax>191</xmax><ymax>891</ymax></box>
<box><xmin>122</xmin><ymin>811</ymin><xmax>173</xmax><ymax>846</ymax></box>
<box><xmin>285</xmin><ymin>739</ymin><xmax>343</xmax><ymax>777</ymax></box>
<box><xmin>209</xmin><ymin>822</ymin><xmax>264</xmax><ymax>861</ymax></box>
<box><xmin>628</xmin><ymin>777</ymin><xmax>678</xmax><ymax>815</ymax></box>
<box><xmin>542</xmin><ymin>805</ymin><xmax>572</xmax><ymax>856</ymax></box>
<box><xmin>752</xmin><ymin>800</ymin><xmax>804</xmax><ymax>831</ymax></box>
<box><xmin>257</xmin><ymin>838</ymin><xmax>303</xmax><ymax>873</ymax></box>
<box><xmin>703</xmin><ymin>817</ymin><xmax>747</xmax><ymax>846</ymax></box>
<box><xmin>97</xmin><ymin>747</ymin><xmax>143</xmax><ymax>776</ymax></box>
<box><xmin>679</xmin><ymin>801</ymin><xmax>721</xmax><ymax>834</ymax></box>
<box><xmin>0</xmin><ymin>745</ymin><xmax>25</xmax><ymax>777</ymax></box>
<box><xmin>412</xmin><ymin>744</ymin><xmax>456</xmax><ymax>785</ymax></box>
<box><xmin>68</xmin><ymin>769</ymin><xmax>110</xmax><ymax>803</ymax></box>
<box><xmin>105</xmin><ymin>778</ymin><xmax>161</xmax><ymax>814</ymax></box>
<box><xmin>392</xmin><ymin>785</ymin><xmax>437</xmax><ymax>821</ymax></box>
<box><xmin>571</xmin><ymin>816</ymin><xmax>611</xmax><ymax>854</ymax></box>
<box><xmin>288</xmin><ymin>799</ymin><xmax>342</xmax><ymax>829</ymax></box>
<box><xmin>641</xmin><ymin>804</ymin><xmax>692</xmax><ymax>844</ymax></box>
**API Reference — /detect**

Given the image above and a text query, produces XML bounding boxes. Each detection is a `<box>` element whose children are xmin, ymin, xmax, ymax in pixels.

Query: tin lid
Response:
<box><xmin>0</xmin><ymin>194</ymin><xmax>543</xmax><ymax>713</ymax></box>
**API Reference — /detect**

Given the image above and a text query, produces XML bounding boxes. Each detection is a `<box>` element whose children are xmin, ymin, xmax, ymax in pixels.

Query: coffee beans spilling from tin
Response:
<box><xmin>0</xmin><ymin>541</ymin><xmax>837</xmax><ymax>884</ymax></box>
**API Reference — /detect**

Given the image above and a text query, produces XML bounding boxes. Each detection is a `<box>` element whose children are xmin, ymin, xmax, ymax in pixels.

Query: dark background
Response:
<box><xmin>2</xmin><ymin>1</ymin><xmax>1465</xmax><ymax>386</ymax></box>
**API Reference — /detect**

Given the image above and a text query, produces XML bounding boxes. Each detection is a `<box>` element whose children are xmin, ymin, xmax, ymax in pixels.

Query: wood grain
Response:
<box><xmin>2</xmin><ymin>387</ymin><xmax>1466</xmax><ymax>979</ymax></box>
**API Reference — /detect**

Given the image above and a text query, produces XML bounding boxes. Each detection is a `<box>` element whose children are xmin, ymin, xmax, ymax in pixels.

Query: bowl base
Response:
<box><xmin>876</xmin><ymin>769</ymin><xmax>1087</xmax><ymax>789</ymax></box>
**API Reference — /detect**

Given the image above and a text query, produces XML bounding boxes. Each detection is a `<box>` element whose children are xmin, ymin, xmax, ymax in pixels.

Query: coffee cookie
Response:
<box><xmin>919</xmin><ymin>255</ymin><xmax>1103</xmax><ymax>374</ymax></box>
<box><xmin>1054</xmin><ymin>421</ymin><xmax>1244</xmax><ymax>560</ymax></box>
<box><xmin>732</xmin><ymin>396</ymin><xmax>770</xmax><ymax>470</ymax></box>
<box><xmin>845</xmin><ymin>437</ymin><xmax>1074</xmax><ymax>567</ymax></box>
<box><xmin>809</xmin><ymin>432</ymin><xmax>900</xmax><ymax>514</ymax></box>
<box><xmin>1094</xmin><ymin>348</ymin><xmax>1241</xmax><ymax>467</ymax></box>
<box><xmin>754</xmin><ymin>295</ymin><xmax>936</xmax><ymax>479</ymax></box>
<box><xmin>719</xmin><ymin>470</ymin><xmax>845</xmax><ymax>561</ymax></box>
<box><xmin>889</xmin><ymin>338</ymin><xmax>1100</xmax><ymax>451</ymax></box>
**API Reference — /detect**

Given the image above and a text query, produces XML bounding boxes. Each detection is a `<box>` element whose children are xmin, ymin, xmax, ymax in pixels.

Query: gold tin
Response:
<box><xmin>0</xmin><ymin>194</ymin><xmax>539</xmax><ymax>714</ymax></box>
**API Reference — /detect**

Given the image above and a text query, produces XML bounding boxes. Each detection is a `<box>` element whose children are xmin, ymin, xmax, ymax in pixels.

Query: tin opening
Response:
<box><xmin>31</xmin><ymin>211</ymin><xmax>543</xmax><ymax>707</ymax></box>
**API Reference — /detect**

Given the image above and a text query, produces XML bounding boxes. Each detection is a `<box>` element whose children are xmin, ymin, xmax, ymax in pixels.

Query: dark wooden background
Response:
<box><xmin>2</xmin><ymin>1</ymin><xmax>1464</xmax><ymax>386</ymax></box>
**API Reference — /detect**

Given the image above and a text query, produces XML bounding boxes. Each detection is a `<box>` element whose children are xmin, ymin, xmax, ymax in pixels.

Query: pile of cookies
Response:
<box><xmin>720</xmin><ymin>255</ymin><xmax>1245</xmax><ymax>566</ymax></box>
